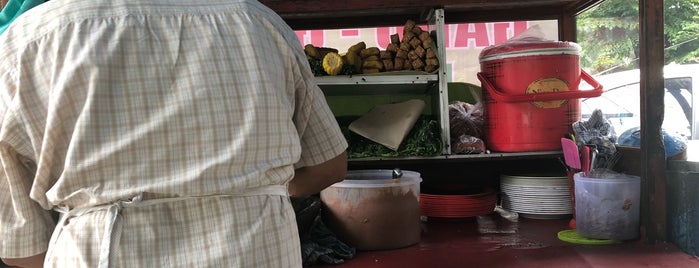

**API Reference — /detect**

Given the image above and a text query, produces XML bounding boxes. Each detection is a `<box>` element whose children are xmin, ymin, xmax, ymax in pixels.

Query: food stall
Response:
<box><xmin>261</xmin><ymin>0</ymin><xmax>665</xmax><ymax>235</ymax></box>
<box><xmin>1</xmin><ymin>0</ymin><xmax>692</xmax><ymax>266</ymax></box>
<box><xmin>259</xmin><ymin>0</ymin><xmax>696</xmax><ymax>266</ymax></box>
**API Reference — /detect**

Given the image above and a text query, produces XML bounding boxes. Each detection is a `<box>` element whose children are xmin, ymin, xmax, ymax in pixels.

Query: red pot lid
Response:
<box><xmin>479</xmin><ymin>38</ymin><xmax>581</xmax><ymax>62</ymax></box>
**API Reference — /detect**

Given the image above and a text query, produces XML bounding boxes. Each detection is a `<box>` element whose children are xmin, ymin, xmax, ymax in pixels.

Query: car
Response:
<box><xmin>581</xmin><ymin>64</ymin><xmax>699</xmax><ymax>141</ymax></box>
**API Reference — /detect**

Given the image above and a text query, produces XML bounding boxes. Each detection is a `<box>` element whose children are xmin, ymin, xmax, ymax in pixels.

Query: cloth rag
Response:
<box><xmin>572</xmin><ymin>109</ymin><xmax>617</xmax><ymax>156</ymax></box>
<box><xmin>300</xmin><ymin>214</ymin><xmax>356</xmax><ymax>266</ymax></box>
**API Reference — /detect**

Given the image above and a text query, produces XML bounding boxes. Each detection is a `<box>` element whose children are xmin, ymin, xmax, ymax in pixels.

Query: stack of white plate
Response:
<box><xmin>500</xmin><ymin>174</ymin><xmax>572</xmax><ymax>219</ymax></box>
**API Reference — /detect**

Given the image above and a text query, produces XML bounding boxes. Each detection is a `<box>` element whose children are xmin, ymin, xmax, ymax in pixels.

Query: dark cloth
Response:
<box><xmin>573</xmin><ymin>108</ymin><xmax>617</xmax><ymax>156</ymax></box>
<box><xmin>300</xmin><ymin>215</ymin><xmax>356</xmax><ymax>266</ymax></box>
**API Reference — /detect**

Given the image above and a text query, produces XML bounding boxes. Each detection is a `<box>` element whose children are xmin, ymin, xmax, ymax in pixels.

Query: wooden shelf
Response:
<box><xmin>316</xmin><ymin>72</ymin><xmax>438</xmax><ymax>96</ymax></box>
<box><xmin>348</xmin><ymin>151</ymin><xmax>564</xmax><ymax>164</ymax></box>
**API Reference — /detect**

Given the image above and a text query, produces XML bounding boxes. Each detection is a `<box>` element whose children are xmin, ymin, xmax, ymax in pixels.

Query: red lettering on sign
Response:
<box><xmin>294</xmin><ymin>31</ymin><xmax>304</xmax><ymax>46</ymax></box>
<box><xmin>514</xmin><ymin>21</ymin><xmax>529</xmax><ymax>36</ymax></box>
<box><xmin>453</xmin><ymin>23</ymin><xmax>489</xmax><ymax>48</ymax></box>
<box><xmin>295</xmin><ymin>30</ymin><xmax>326</xmax><ymax>47</ymax></box>
<box><xmin>493</xmin><ymin>23</ymin><xmax>510</xmax><ymax>45</ymax></box>
<box><xmin>341</xmin><ymin>29</ymin><xmax>360</xmax><ymax>38</ymax></box>
<box><xmin>294</xmin><ymin>21</ymin><xmax>532</xmax><ymax>49</ymax></box>
<box><xmin>376</xmin><ymin>27</ymin><xmax>402</xmax><ymax>49</ymax></box>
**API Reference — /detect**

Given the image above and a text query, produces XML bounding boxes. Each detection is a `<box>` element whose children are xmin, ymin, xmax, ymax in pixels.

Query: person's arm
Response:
<box><xmin>288</xmin><ymin>151</ymin><xmax>347</xmax><ymax>197</ymax></box>
<box><xmin>2</xmin><ymin>252</ymin><xmax>46</xmax><ymax>268</ymax></box>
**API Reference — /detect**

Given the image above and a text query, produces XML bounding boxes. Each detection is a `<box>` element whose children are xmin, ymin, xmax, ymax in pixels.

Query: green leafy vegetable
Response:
<box><xmin>339</xmin><ymin>116</ymin><xmax>442</xmax><ymax>158</ymax></box>
<box><xmin>308</xmin><ymin>58</ymin><xmax>325</xmax><ymax>76</ymax></box>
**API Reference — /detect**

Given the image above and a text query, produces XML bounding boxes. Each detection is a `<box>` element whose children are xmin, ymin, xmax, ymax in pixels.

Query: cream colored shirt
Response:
<box><xmin>0</xmin><ymin>0</ymin><xmax>347</xmax><ymax>266</ymax></box>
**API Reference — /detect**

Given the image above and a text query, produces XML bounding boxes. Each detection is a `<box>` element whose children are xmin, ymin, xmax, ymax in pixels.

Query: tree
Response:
<box><xmin>577</xmin><ymin>0</ymin><xmax>699</xmax><ymax>74</ymax></box>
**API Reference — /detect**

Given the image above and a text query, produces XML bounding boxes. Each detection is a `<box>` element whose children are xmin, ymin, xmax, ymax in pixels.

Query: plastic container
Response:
<box><xmin>477</xmin><ymin>40</ymin><xmax>602</xmax><ymax>152</ymax></box>
<box><xmin>574</xmin><ymin>173</ymin><xmax>641</xmax><ymax>240</ymax></box>
<box><xmin>320</xmin><ymin>169</ymin><xmax>422</xmax><ymax>250</ymax></box>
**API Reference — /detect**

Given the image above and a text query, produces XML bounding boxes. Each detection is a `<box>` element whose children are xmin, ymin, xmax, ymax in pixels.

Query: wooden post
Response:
<box><xmin>639</xmin><ymin>0</ymin><xmax>667</xmax><ymax>243</ymax></box>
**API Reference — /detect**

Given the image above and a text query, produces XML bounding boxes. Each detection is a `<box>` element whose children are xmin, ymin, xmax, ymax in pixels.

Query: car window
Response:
<box><xmin>582</xmin><ymin>76</ymin><xmax>693</xmax><ymax>141</ymax></box>
<box><xmin>663</xmin><ymin>77</ymin><xmax>692</xmax><ymax>138</ymax></box>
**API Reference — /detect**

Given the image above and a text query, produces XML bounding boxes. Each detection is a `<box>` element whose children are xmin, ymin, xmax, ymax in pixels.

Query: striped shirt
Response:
<box><xmin>0</xmin><ymin>0</ymin><xmax>347</xmax><ymax>266</ymax></box>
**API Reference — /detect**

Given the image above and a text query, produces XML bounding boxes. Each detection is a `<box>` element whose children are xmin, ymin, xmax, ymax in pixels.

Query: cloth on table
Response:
<box><xmin>300</xmin><ymin>214</ymin><xmax>356</xmax><ymax>266</ymax></box>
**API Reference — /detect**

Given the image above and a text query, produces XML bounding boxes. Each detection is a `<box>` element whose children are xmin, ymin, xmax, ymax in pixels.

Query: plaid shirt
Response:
<box><xmin>0</xmin><ymin>0</ymin><xmax>347</xmax><ymax>266</ymax></box>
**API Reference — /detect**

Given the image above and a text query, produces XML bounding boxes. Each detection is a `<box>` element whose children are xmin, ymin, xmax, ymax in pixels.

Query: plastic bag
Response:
<box><xmin>478</xmin><ymin>25</ymin><xmax>577</xmax><ymax>59</ymax></box>
<box><xmin>449</xmin><ymin>101</ymin><xmax>485</xmax><ymax>154</ymax></box>
<box><xmin>452</xmin><ymin>134</ymin><xmax>486</xmax><ymax>154</ymax></box>
<box><xmin>572</xmin><ymin>109</ymin><xmax>617</xmax><ymax>156</ymax></box>
<box><xmin>502</xmin><ymin>24</ymin><xmax>550</xmax><ymax>43</ymax></box>
<box><xmin>449</xmin><ymin>101</ymin><xmax>483</xmax><ymax>138</ymax></box>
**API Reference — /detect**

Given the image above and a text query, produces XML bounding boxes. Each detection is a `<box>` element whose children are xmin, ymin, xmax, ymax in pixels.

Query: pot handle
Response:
<box><xmin>477</xmin><ymin>70</ymin><xmax>603</xmax><ymax>103</ymax></box>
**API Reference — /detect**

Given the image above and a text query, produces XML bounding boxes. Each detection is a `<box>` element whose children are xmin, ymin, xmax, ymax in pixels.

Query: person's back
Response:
<box><xmin>0</xmin><ymin>0</ymin><xmax>348</xmax><ymax>267</ymax></box>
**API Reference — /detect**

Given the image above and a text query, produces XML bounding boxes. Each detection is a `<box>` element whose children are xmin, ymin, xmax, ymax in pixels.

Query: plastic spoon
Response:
<box><xmin>561</xmin><ymin>137</ymin><xmax>581</xmax><ymax>170</ymax></box>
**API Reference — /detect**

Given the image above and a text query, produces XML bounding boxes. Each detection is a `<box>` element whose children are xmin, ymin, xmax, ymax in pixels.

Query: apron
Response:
<box><xmin>45</xmin><ymin>185</ymin><xmax>289</xmax><ymax>268</ymax></box>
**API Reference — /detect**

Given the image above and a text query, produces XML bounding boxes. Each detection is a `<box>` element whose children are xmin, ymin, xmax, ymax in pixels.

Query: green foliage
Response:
<box><xmin>577</xmin><ymin>0</ymin><xmax>699</xmax><ymax>74</ymax></box>
<box><xmin>339</xmin><ymin>116</ymin><xmax>442</xmax><ymax>158</ymax></box>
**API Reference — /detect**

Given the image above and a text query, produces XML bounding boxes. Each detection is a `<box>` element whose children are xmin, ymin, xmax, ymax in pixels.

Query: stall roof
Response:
<box><xmin>259</xmin><ymin>0</ymin><xmax>604</xmax><ymax>29</ymax></box>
